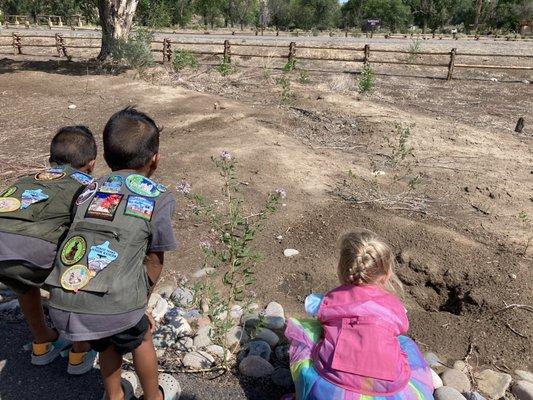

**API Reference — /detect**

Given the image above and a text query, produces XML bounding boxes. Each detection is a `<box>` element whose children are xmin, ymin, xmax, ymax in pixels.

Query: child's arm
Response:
<box><xmin>145</xmin><ymin>251</ymin><xmax>164</xmax><ymax>291</ymax></box>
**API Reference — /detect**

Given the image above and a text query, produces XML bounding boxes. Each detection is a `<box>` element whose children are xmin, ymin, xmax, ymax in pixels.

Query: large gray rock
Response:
<box><xmin>464</xmin><ymin>392</ymin><xmax>486</xmax><ymax>400</ymax></box>
<box><xmin>151</xmin><ymin>298</ymin><xmax>170</xmax><ymax>322</ymax></box>
<box><xmin>155</xmin><ymin>284</ymin><xmax>175</xmax><ymax>299</ymax></box>
<box><xmin>275</xmin><ymin>345</ymin><xmax>289</xmax><ymax>361</ymax></box>
<box><xmin>153</xmin><ymin>324</ymin><xmax>190</xmax><ymax>349</ymax></box>
<box><xmin>271</xmin><ymin>368</ymin><xmax>293</xmax><ymax>387</ymax></box>
<box><xmin>175</xmin><ymin>337</ymin><xmax>194</xmax><ymax>352</ymax></box>
<box><xmin>435</xmin><ymin>386</ymin><xmax>467</xmax><ymax>400</ymax></box>
<box><xmin>171</xmin><ymin>287</ymin><xmax>194</xmax><ymax>307</ymax></box>
<box><xmin>475</xmin><ymin>369</ymin><xmax>512</xmax><ymax>399</ymax></box>
<box><xmin>432</xmin><ymin>369</ymin><xmax>443</xmax><ymax>389</ymax></box>
<box><xmin>239</xmin><ymin>355</ymin><xmax>275</xmax><ymax>378</ymax></box>
<box><xmin>0</xmin><ymin>299</ymin><xmax>19</xmax><ymax>312</ymax></box>
<box><xmin>147</xmin><ymin>293</ymin><xmax>162</xmax><ymax>309</ymax></box>
<box><xmin>230</xmin><ymin>304</ymin><xmax>244</xmax><ymax>320</ymax></box>
<box><xmin>441</xmin><ymin>369</ymin><xmax>471</xmax><ymax>392</ymax></box>
<box><xmin>283</xmin><ymin>249</ymin><xmax>299</xmax><ymax>257</ymax></box>
<box><xmin>255</xmin><ymin>328</ymin><xmax>280</xmax><ymax>348</ymax></box>
<box><xmin>165</xmin><ymin>315</ymin><xmax>192</xmax><ymax>337</ymax></box>
<box><xmin>193</xmin><ymin>326</ymin><xmax>213</xmax><ymax>348</ymax></box>
<box><xmin>242</xmin><ymin>312</ymin><xmax>260</xmax><ymax>328</ymax></box>
<box><xmin>513</xmin><ymin>381</ymin><xmax>533</xmax><ymax>400</ymax></box>
<box><xmin>183</xmin><ymin>351</ymin><xmax>215</xmax><ymax>370</ymax></box>
<box><xmin>264</xmin><ymin>301</ymin><xmax>285</xmax><ymax>330</ymax></box>
<box><xmin>206</xmin><ymin>344</ymin><xmax>228</xmax><ymax>360</ymax></box>
<box><xmin>243</xmin><ymin>340</ymin><xmax>271</xmax><ymax>361</ymax></box>
<box><xmin>516</xmin><ymin>370</ymin><xmax>533</xmax><ymax>384</ymax></box>
<box><xmin>225</xmin><ymin>326</ymin><xmax>249</xmax><ymax>349</ymax></box>
<box><xmin>453</xmin><ymin>360</ymin><xmax>468</xmax><ymax>373</ymax></box>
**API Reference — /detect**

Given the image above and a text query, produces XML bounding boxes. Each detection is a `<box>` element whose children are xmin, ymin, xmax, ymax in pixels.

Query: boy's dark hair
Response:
<box><xmin>49</xmin><ymin>126</ymin><xmax>97</xmax><ymax>169</ymax></box>
<box><xmin>103</xmin><ymin>107</ymin><xmax>160</xmax><ymax>171</ymax></box>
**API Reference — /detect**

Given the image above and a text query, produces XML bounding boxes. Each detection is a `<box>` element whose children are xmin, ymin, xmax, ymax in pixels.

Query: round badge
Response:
<box><xmin>0</xmin><ymin>197</ymin><xmax>21</xmax><ymax>213</ymax></box>
<box><xmin>156</xmin><ymin>183</ymin><xmax>167</xmax><ymax>193</ymax></box>
<box><xmin>60</xmin><ymin>264</ymin><xmax>91</xmax><ymax>292</ymax></box>
<box><xmin>35</xmin><ymin>170</ymin><xmax>65</xmax><ymax>181</ymax></box>
<box><xmin>125</xmin><ymin>174</ymin><xmax>161</xmax><ymax>198</ymax></box>
<box><xmin>76</xmin><ymin>181</ymin><xmax>98</xmax><ymax>206</ymax></box>
<box><xmin>1</xmin><ymin>186</ymin><xmax>17</xmax><ymax>198</ymax></box>
<box><xmin>61</xmin><ymin>236</ymin><xmax>87</xmax><ymax>266</ymax></box>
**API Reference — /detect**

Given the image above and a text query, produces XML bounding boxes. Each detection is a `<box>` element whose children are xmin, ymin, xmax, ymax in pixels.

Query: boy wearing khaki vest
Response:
<box><xmin>0</xmin><ymin>126</ymin><xmax>97</xmax><ymax>373</ymax></box>
<box><xmin>47</xmin><ymin>108</ymin><xmax>180</xmax><ymax>400</ymax></box>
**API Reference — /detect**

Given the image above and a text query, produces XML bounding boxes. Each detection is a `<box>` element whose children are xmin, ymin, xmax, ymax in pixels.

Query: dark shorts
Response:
<box><xmin>0</xmin><ymin>260</ymin><xmax>51</xmax><ymax>294</ymax></box>
<box><xmin>88</xmin><ymin>315</ymin><xmax>149</xmax><ymax>355</ymax></box>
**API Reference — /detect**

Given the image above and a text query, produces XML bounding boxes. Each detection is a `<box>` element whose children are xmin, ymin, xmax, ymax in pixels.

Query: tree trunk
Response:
<box><xmin>97</xmin><ymin>0</ymin><xmax>140</xmax><ymax>60</ymax></box>
<box><xmin>473</xmin><ymin>0</ymin><xmax>483</xmax><ymax>33</ymax></box>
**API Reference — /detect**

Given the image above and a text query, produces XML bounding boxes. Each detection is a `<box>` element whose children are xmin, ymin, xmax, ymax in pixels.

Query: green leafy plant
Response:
<box><xmin>387</xmin><ymin>124</ymin><xmax>414</xmax><ymax>167</ymax></box>
<box><xmin>180</xmin><ymin>152</ymin><xmax>285</xmax><ymax>364</ymax></box>
<box><xmin>405</xmin><ymin>39</ymin><xmax>422</xmax><ymax>62</ymax></box>
<box><xmin>299</xmin><ymin>69</ymin><xmax>310</xmax><ymax>84</ymax></box>
<box><xmin>110</xmin><ymin>28</ymin><xmax>155</xmax><ymax>74</ymax></box>
<box><xmin>216</xmin><ymin>55</ymin><xmax>232</xmax><ymax>76</ymax></box>
<box><xmin>172</xmin><ymin>50</ymin><xmax>199</xmax><ymax>71</ymax></box>
<box><xmin>277</xmin><ymin>75</ymin><xmax>294</xmax><ymax>105</ymax></box>
<box><xmin>358</xmin><ymin>63</ymin><xmax>375</xmax><ymax>94</ymax></box>
<box><xmin>283</xmin><ymin>58</ymin><xmax>297</xmax><ymax>73</ymax></box>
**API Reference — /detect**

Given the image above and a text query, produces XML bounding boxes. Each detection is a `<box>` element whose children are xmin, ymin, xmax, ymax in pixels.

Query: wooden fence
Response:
<box><xmin>1</xmin><ymin>33</ymin><xmax>532</xmax><ymax>81</ymax></box>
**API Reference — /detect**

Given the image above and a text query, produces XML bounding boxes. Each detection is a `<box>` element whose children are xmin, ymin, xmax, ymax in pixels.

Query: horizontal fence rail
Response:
<box><xmin>0</xmin><ymin>33</ymin><xmax>532</xmax><ymax>80</ymax></box>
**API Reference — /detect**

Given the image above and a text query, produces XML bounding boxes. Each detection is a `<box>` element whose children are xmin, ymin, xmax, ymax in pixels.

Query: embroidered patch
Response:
<box><xmin>124</xmin><ymin>195</ymin><xmax>155</xmax><ymax>221</ymax></box>
<box><xmin>100</xmin><ymin>175</ymin><xmax>124</xmax><ymax>194</ymax></box>
<box><xmin>88</xmin><ymin>241</ymin><xmax>118</xmax><ymax>275</ymax></box>
<box><xmin>48</xmin><ymin>166</ymin><xmax>65</xmax><ymax>174</ymax></box>
<box><xmin>125</xmin><ymin>174</ymin><xmax>161</xmax><ymax>198</ymax></box>
<box><xmin>70</xmin><ymin>172</ymin><xmax>94</xmax><ymax>185</ymax></box>
<box><xmin>156</xmin><ymin>183</ymin><xmax>168</xmax><ymax>193</ymax></box>
<box><xmin>60</xmin><ymin>236</ymin><xmax>87</xmax><ymax>266</ymax></box>
<box><xmin>0</xmin><ymin>197</ymin><xmax>21</xmax><ymax>213</ymax></box>
<box><xmin>76</xmin><ymin>182</ymin><xmax>98</xmax><ymax>206</ymax></box>
<box><xmin>35</xmin><ymin>169</ymin><xmax>65</xmax><ymax>181</ymax></box>
<box><xmin>60</xmin><ymin>264</ymin><xmax>91</xmax><ymax>292</ymax></box>
<box><xmin>0</xmin><ymin>186</ymin><xmax>17</xmax><ymax>198</ymax></box>
<box><xmin>85</xmin><ymin>192</ymin><xmax>123</xmax><ymax>221</ymax></box>
<box><xmin>20</xmin><ymin>189</ymin><xmax>49</xmax><ymax>209</ymax></box>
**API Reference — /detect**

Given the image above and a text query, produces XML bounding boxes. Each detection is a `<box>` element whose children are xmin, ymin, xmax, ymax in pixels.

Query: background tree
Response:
<box><xmin>341</xmin><ymin>0</ymin><xmax>364</xmax><ymax>29</ymax></box>
<box><xmin>97</xmin><ymin>0</ymin><xmax>140</xmax><ymax>60</ymax></box>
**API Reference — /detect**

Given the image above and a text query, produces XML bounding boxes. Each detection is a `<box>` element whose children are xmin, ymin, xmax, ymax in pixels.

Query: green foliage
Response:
<box><xmin>137</xmin><ymin>0</ymin><xmax>194</xmax><ymax>28</ymax></box>
<box><xmin>110</xmin><ymin>28</ymin><xmax>155</xmax><ymax>74</ymax></box>
<box><xmin>216</xmin><ymin>56</ymin><xmax>232</xmax><ymax>76</ymax></box>
<box><xmin>358</xmin><ymin>63</ymin><xmax>375</xmax><ymax>94</ymax></box>
<box><xmin>299</xmin><ymin>69</ymin><xmax>310</xmax><ymax>84</ymax></box>
<box><xmin>387</xmin><ymin>124</ymin><xmax>413</xmax><ymax>167</ymax></box>
<box><xmin>172</xmin><ymin>50</ymin><xmax>199</xmax><ymax>71</ymax></box>
<box><xmin>405</xmin><ymin>39</ymin><xmax>422</xmax><ymax>62</ymax></box>
<box><xmin>282</xmin><ymin>58</ymin><xmax>297</xmax><ymax>72</ymax></box>
<box><xmin>277</xmin><ymin>75</ymin><xmax>294</xmax><ymax>105</ymax></box>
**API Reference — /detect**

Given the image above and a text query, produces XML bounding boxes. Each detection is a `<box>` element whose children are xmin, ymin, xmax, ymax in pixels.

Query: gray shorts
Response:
<box><xmin>0</xmin><ymin>260</ymin><xmax>51</xmax><ymax>294</ymax></box>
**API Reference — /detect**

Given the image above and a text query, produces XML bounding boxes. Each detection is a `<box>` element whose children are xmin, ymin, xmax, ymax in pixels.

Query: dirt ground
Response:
<box><xmin>0</xmin><ymin>38</ymin><xmax>531</xmax><ymax>384</ymax></box>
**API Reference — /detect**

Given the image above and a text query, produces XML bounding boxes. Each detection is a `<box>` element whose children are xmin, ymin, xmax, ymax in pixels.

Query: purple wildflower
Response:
<box><xmin>275</xmin><ymin>188</ymin><xmax>287</xmax><ymax>199</ymax></box>
<box><xmin>177</xmin><ymin>180</ymin><xmax>192</xmax><ymax>194</ymax></box>
<box><xmin>220</xmin><ymin>150</ymin><xmax>233</xmax><ymax>161</ymax></box>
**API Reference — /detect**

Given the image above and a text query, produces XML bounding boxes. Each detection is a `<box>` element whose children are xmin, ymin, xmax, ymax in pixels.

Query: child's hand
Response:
<box><xmin>145</xmin><ymin>311</ymin><xmax>156</xmax><ymax>333</ymax></box>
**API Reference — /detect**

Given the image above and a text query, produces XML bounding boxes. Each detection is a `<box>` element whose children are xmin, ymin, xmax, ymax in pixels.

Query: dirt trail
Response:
<box><xmin>0</xmin><ymin>60</ymin><xmax>531</xmax><ymax>372</ymax></box>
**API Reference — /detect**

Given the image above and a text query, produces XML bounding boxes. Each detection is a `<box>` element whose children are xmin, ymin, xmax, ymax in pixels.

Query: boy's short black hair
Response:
<box><xmin>103</xmin><ymin>107</ymin><xmax>160</xmax><ymax>171</ymax></box>
<box><xmin>49</xmin><ymin>125</ymin><xmax>97</xmax><ymax>169</ymax></box>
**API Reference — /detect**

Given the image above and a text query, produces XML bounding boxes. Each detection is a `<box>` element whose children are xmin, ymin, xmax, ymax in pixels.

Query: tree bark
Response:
<box><xmin>473</xmin><ymin>0</ymin><xmax>483</xmax><ymax>34</ymax></box>
<box><xmin>97</xmin><ymin>0</ymin><xmax>140</xmax><ymax>60</ymax></box>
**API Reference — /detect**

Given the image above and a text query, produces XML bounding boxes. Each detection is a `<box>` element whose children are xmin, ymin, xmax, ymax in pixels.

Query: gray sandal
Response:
<box><xmin>159</xmin><ymin>374</ymin><xmax>181</xmax><ymax>400</ymax></box>
<box><xmin>101</xmin><ymin>371</ymin><xmax>138</xmax><ymax>400</ymax></box>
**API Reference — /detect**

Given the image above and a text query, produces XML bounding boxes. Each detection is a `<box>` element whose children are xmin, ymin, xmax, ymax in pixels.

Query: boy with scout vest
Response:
<box><xmin>0</xmin><ymin>126</ymin><xmax>97</xmax><ymax>374</ymax></box>
<box><xmin>47</xmin><ymin>108</ymin><xmax>181</xmax><ymax>400</ymax></box>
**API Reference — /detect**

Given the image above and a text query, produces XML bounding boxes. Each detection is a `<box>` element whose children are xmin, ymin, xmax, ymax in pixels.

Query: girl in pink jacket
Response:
<box><xmin>284</xmin><ymin>230</ymin><xmax>434</xmax><ymax>400</ymax></box>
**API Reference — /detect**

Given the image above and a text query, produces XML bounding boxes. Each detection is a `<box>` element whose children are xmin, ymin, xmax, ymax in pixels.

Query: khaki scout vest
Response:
<box><xmin>46</xmin><ymin>170</ymin><xmax>170</xmax><ymax>315</ymax></box>
<box><xmin>0</xmin><ymin>165</ymin><xmax>91</xmax><ymax>245</ymax></box>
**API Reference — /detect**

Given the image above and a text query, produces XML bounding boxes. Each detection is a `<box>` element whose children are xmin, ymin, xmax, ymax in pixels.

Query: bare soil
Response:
<box><xmin>0</xmin><ymin>41</ymin><xmax>531</xmax><ymax>383</ymax></box>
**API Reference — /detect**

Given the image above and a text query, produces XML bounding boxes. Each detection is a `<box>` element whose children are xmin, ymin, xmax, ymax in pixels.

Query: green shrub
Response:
<box><xmin>216</xmin><ymin>56</ymin><xmax>232</xmax><ymax>76</ymax></box>
<box><xmin>358</xmin><ymin>64</ymin><xmax>375</xmax><ymax>94</ymax></box>
<box><xmin>282</xmin><ymin>58</ymin><xmax>297</xmax><ymax>73</ymax></box>
<box><xmin>277</xmin><ymin>75</ymin><xmax>294</xmax><ymax>105</ymax></box>
<box><xmin>311</xmin><ymin>27</ymin><xmax>319</xmax><ymax>36</ymax></box>
<box><xmin>405</xmin><ymin>39</ymin><xmax>422</xmax><ymax>62</ymax></box>
<box><xmin>299</xmin><ymin>69</ymin><xmax>310</xmax><ymax>84</ymax></box>
<box><xmin>172</xmin><ymin>50</ymin><xmax>199</xmax><ymax>71</ymax></box>
<box><xmin>110</xmin><ymin>28</ymin><xmax>155</xmax><ymax>73</ymax></box>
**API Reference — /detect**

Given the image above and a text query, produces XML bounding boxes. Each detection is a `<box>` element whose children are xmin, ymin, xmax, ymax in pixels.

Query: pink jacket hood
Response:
<box><xmin>313</xmin><ymin>284</ymin><xmax>411</xmax><ymax>395</ymax></box>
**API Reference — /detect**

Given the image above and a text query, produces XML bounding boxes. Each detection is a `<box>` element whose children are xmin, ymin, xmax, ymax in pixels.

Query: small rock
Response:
<box><xmin>276</xmin><ymin>235</ymin><xmax>283</xmax><ymax>242</ymax></box>
<box><xmin>513</xmin><ymin>381</ymin><xmax>533</xmax><ymax>400</ymax></box>
<box><xmin>165</xmin><ymin>316</ymin><xmax>192</xmax><ymax>337</ymax></box>
<box><xmin>283</xmin><ymin>249</ymin><xmax>299</xmax><ymax>257</ymax></box>
<box><xmin>193</xmin><ymin>326</ymin><xmax>213</xmax><ymax>348</ymax></box>
<box><xmin>193</xmin><ymin>268</ymin><xmax>215</xmax><ymax>278</ymax></box>
<box><xmin>155</xmin><ymin>284</ymin><xmax>175</xmax><ymax>299</ymax></box>
<box><xmin>255</xmin><ymin>328</ymin><xmax>280</xmax><ymax>348</ymax></box>
<box><xmin>243</xmin><ymin>340</ymin><xmax>271</xmax><ymax>361</ymax></box>
<box><xmin>516</xmin><ymin>370</ymin><xmax>533</xmax><ymax>384</ymax></box>
<box><xmin>206</xmin><ymin>344</ymin><xmax>229</xmax><ymax>360</ymax></box>
<box><xmin>184</xmin><ymin>309</ymin><xmax>201</xmax><ymax>320</ymax></box>
<box><xmin>189</xmin><ymin>316</ymin><xmax>211</xmax><ymax>330</ymax></box>
<box><xmin>523</xmin><ymin>80</ymin><xmax>530</xmax><ymax>84</ymax></box>
<box><xmin>464</xmin><ymin>392</ymin><xmax>486</xmax><ymax>400</ymax></box>
<box><xmin>170</xmin><ymin>287</ymin><xmax>194</xmax><ymax>306</ymax></box>
<box><xmin>175</xmin><ymin>337</ymin><xmax>194</xmax><ymax>352</ymax></box>
<box><xmin>151</xmin><ymin>298</ymin><xmax>169</xmax><ymax>322</ymax></box>
<box><xmin>239</xmin><ymin>355</ymin><xmax>275</xmax><ymax>378</ymax></box>
<box><xmin>271</xmin><ymin>367</ymin><xmax>293</xmax><ymax>387</ymax></box>
<box><xmin>441</xmin><ymin>369</ymin><xmax>471</xmax><ymax>392</ymax></box>
<box><xmin>230</xmin><ymin>304</ymin><xmax>244</xmax><ymax>320</ymax></box>
<box><xmin>475</xmin><ymin>369</ymin><xmax>512</xmax><ymax>399</ymax></box>
<box><xmin>148</xmin><ymin>293</ymin><xmax>162</xmax><ymax>309</ymax></box>
<box><xmin>156</xmin><ymin>349</ymin><xmax>166</xmax><ymax>358</ymax></box>
<box><xmin>435</xmin><ymin>386</ymin><xmax>467</xmax><ymax>400</ymax></box>
<box><xmin>165</xmin><ymin>307</ymin><xmax>185</xmax><ymax>321</ymax></box>
<box><xmin>490</xmin><ymin>78</ymin><xmax>498</xmax><ymax>82</ymax></box>
<box><xmin>453</xmin><ymin>360</ymin><xmax>468</xmax><ymax>373</ymax></box>
<box><xmin>264</xmin><ymin>302</ymin><xmax>285</xmax><ymax>330</ymax></box>
<box><xmin>432</xmin><ymin>369</ymin><xmax>443</xmax><ymax>389</ymax></box>
<box><xmin>0</xmin><ymin>299</ymin><xmax>19</xmax><ymax>312</ymax></box>
<box><xmin>225</xmin><ymin>326</ymin><xmax>249</xmax><ymax>350</ymax></box>
<box><xmin>242</xmin><ymin>312</ymin><xmax>260</xmax><ymax>328</ymax></box>
<box><xmin>424</xmin><ymin>352</ymin><xmax>441</xmax><ymax>368</ymax></box>
<box><xmin>68</xmin><ymin>104</ymin><xmax>77</xmax><ymax>109</ymax></box>
<box><xmin>275</xmin><ymin>345</ymin><xmax>289</xmax><ymax>361</ymax></box>
<box><xmin>153</xmin><ymin>324</ymin><xmax>188</xmax><ymax>349</ymax></box>
<box><xmin>183</xmin><ymin>351</ymin><xmax>215</xmax><ymax>370</ymax></box>
<box><xmin>247</xmin><ymin>303</ymin><xmax>260</xmax><ymax>312</ymax></box>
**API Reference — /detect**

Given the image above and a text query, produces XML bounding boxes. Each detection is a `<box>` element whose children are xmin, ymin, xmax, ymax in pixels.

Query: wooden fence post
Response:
<box><xmin>447</xmin><ymin>48</ymin><xmax>457</xmax><ymax>81</ymax></box>
<box><xmin>12</xmin><ymin>33</ymin><xmax>22</xmax><ymax>55</ymax></box>
<box><xmin>288</xmin><ymin>42</ymin><xmax>296</xmax><ymax>65</ymax></box>
<box><xmin>223</xmin><ymin>40</ymin><xmax>231</xmax><ymax>63</ymax></box>
<box><xmin>363</xmin><ymin>44</ymin><xmax>370</xmax><ymax>65</ymax></box>
<box><xmin>55</xmin><ymin>33</ymin><xmax>62</xmax><ymax>57</ymax></box>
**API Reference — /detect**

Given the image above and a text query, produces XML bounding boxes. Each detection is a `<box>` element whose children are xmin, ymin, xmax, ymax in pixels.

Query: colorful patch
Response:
<box><xmin>124</xmin><ymin>195</ymin><xmax>155</xmax><ymax>221</ymax></box>
<box><xmin>125</xmin><ymin>174</ymin><xmax>161</xmax><ymax>198</ymax></box>
<box><xmin>35</xmin><ymin>169</ymin><xmax>65</xmax><ymax>181</ymax></box>
<box><xmin>70</xmin><ymin>172</ymin><xmax>94</xmax><ymax>185</ymax></box>
<box><xmin>100</xmin><ymin>175</ymin><xmax>124</xmax><ymax>194</ymax></box>
<box><xmin>20</xmin><ymin>189</ymin><xmax>49</xmax><ymax>209</ymax></box>
<box><xmin>48</xmin><ymin>166</ymin><xmax>65</xmax><ymax>173</ymax></box>
<box><xmin>0</xmin><ymin>186</ymin><xmax>17</xmax><ymax>198</ymax></box>
<box><xmin>76</xmin><ymin>182</ymin><xmax>98</xmax><ymax>206</ymax></box>
<box><xmin>60</xmin><ymin>264</ymin><xmax>91</xmax><ymax>292</ymax></box>
<box><xmin>88</xmin><ymin>241</ymin><xmax>118</xmax><ymax>274</ymax></box>
<box><xmin>60</xmin><ymin>236</ymin><xmax>87</xmax><ymax>266</ymax></box>
<box><xmin>156</xmin><ymin>183</ymin><xmax>168</xmax><ymax>193</ymax></box>
<box><xmin>0</xmin><ymin>197</ymin><xmax>21</xmax><ymax>213</ymax></box>
<box><xmin>85</xmin><ymin>192</ymin><xmax>123</xmax><ymax>221</ymax></box>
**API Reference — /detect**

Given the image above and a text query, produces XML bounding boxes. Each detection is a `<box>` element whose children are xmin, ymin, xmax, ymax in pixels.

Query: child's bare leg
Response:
<box><xmin>71</xmin><ymin>341</ymin><xmax>91</xmax><ymax>353</ymax></box>
<box><xmin>100</xmin><ymin>346</ymin><xmax>125</xmax><ymax>400</ymax></box>
<box><xmin>132</xmin><ymin>331</ymin><xmax>162</xmax><ymax>400</ymax></box>
<box><xmin>17</xmin><ymin>287</ymin><xmax>57</xmax><ymax>343</ymax></box>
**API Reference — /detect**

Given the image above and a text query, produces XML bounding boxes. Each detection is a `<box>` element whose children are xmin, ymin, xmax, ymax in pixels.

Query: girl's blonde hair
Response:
<box><xmin>337</xmin><ymin>229</ymin><xmax>403</xmax><ymax>295</ymax></box>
